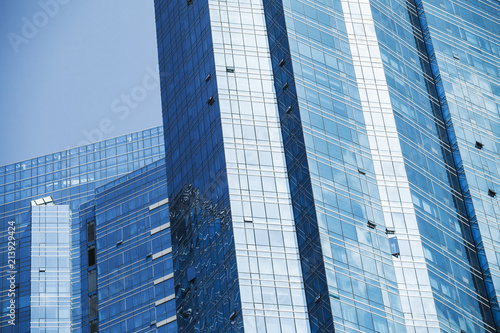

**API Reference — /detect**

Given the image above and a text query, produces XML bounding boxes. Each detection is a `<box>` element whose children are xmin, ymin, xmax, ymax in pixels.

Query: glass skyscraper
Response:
<box><xmin>0</xmin><ymin>126</ymin><xmax>165</xmax><ymax>332</ymax></box>
<box><xmin>154</xmin><ymin>0</ymin><xmax>500</xmax><ymax>332</ymax></box>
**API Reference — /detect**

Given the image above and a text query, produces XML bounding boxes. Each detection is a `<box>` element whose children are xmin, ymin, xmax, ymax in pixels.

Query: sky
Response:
<box><xmin>0</xmin><ymin>0</ymin><xmax>163</xmax><ymax>166</ymax></box>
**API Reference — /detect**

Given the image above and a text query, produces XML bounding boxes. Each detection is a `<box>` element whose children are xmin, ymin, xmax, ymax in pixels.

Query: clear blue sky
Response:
<box><xmin>0</xmin><ymin>1</ymin><xmax>162</xmax><ymax>166</ymax></box>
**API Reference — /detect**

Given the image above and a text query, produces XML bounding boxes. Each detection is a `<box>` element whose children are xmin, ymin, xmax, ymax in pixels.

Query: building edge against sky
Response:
<box><xmin>154</xmin><ymin>0</ymin><xmax>500</xmax><ymax>332</ymax></box>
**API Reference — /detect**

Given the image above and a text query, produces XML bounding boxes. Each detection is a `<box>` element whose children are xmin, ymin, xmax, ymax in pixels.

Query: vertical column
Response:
<box><xmin>340</xmin><ymin>0</ymin><xmax>440</xmax><ymax>331</ymax></box>
<box><xmin>209</xmin><ymin>0</ymin><xmax>310</xmax><ymax>331</ymax></box>
<box><xmin>30</xmin><ymin>200</ymin><xmax>72</xmax><ymax>332</ymax></box>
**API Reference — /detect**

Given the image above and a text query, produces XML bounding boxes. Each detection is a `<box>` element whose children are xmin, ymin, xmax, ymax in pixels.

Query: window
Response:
<box><xmin>88</xmin><ymin>269</ymin><xmax>97</xmax><ymax>293</ymax></box>
<box><xmin>87</xmin><ymin>222</ymin><xmax>95</xmax><ymax>243</ymax></box>
<box><xmin>88</xmin><ymin>246</ymin><xmax>96</xmax><ymax>267</ymax></box>
<box><xmin>90</xmin><ymin>320</ymin><xmax>98</xmax><ymax>333</ymax></box>
<box><xmin>389</xmin><ymin>237</ymin><xmax>400</xmax><ymax>257</ymax></box>
<box><xmin>89</xmin><ymin>294</ymin><xmax>97</xmax><ymax>319</ymax></box>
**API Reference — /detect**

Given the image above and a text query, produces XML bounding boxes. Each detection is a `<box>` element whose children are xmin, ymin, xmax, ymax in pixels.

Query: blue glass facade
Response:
<box><xmin>0</xmin><ymin>126</ymin><xmax>165</xmax><ymax>332</ymax></box>
<box><xmin>155</xmin><ymin>0</ymin><xmax>243</xmax><ymax>331</ymax></box>
<box><xmin>156</xmin><ymin>0</ymin><xmax>311</xmax><ymax>331</ymax></box>
<box><xmin>367</xmin><ymin>0</ymin><xmax>499</xmax><ymax>330</ymax></box>
<box><xmin>412</xmin><ymin>0</ymin><xmax>500</xmax><ymax>329</ymax></box>
<box><xmin>155</xmin><ymin>0</ymin><xmax>500</xmax><ymax>332</ymax></box>
<box><xmin>264</xmin><ymin>0</ymin><xmax>411</xmax><ymax>331</ymax></box>
<box><xmin>80</xmin><ymin>159</ymin><xmax>175</xmax><ymax>333</ymax></box>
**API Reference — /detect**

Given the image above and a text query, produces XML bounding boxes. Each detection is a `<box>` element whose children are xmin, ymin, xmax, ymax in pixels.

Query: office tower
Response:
<box><xmin>154</xmin><ymin>0</ymin><xmax>500</xmax><ymax>332</ymax></box>
<box><xmin>79</xmin><ymin>159</ymin><xmax>174</xmax><ymax>333</ymax></box>
<box><xmin>0</xmin><ymin>126</ymin><xmax>165</xmax><ymax>332</ymax></box>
